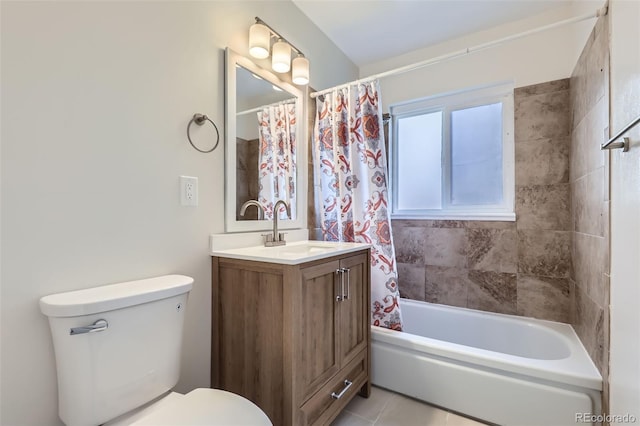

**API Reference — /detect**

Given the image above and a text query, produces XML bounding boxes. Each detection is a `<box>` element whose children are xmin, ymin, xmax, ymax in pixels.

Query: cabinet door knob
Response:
<box><xmin>335</xmin><ymin>269</ymin><xmax>344</xmax><ymax>301</ymax></box>
<box><xmin>330</xmin><ymin>380</ymin><xmax>353</xmax><ymax>399</ymax></box>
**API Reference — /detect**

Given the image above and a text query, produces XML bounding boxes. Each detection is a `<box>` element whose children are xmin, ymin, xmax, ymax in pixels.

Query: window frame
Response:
<box><xmin>389</xmin><ymin>82</ymin><xmax>515</xmax><ymax>221</ymax></box>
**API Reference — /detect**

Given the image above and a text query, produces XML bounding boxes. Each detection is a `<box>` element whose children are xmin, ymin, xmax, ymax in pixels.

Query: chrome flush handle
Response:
<box><xmin>70</xmin><ymin>319</ymin><xmax>109</xmax><ymax>335</ymax></box>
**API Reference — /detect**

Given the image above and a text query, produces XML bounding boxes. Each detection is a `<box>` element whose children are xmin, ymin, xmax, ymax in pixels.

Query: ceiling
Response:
<box><xmin>236</xmin><ymin>65</ymin><xmax>295</xmax><ymax>113</ymax></box>
<box><xmin>292</xmin><ymin>0</ymin><xmax>569</xmax><ymax>67</ymax></box>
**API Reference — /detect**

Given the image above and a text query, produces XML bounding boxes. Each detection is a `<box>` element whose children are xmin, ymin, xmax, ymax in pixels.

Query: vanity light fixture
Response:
<box><xmin>292</xmin><ymin>55</ymin><xmax>310</xmax><ymax>85</ymax></box>
<box><xmin>248</xmin><ymin>17</ymin><xmax>309</xmax><ymax>85</ymax></box>
<box><xmin>249</xmin><ymin>22</ymin><xmax>270</xmax><ymax>59</ymax></box>
<box><xmin>272</xmin><ymin>39</ymin><xmax>291</xmax><ymax>73</ymax></box>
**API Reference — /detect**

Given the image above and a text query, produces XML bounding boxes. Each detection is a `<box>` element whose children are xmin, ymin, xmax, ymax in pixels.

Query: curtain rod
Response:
<box><xmin>310</xmin><ymin>6</ymin><xmax>607</xmax><ymax>99</ymax></box>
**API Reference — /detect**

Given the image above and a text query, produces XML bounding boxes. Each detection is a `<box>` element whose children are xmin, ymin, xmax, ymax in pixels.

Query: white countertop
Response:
<box><xmin>210</xmin><ymin>239</ymin><xmax>370</xmax><ymax>265</ymax></box>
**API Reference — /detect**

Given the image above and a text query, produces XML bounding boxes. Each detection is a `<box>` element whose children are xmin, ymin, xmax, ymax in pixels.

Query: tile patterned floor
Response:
<box><xmin>331</xmin><ymin>386</ymin><xmax>489</xmax><ymax>426</ymax></box>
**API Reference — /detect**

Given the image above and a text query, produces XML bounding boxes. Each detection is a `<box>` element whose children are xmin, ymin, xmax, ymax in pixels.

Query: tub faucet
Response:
<box><xmin>239</xmin><ymin>200</ymin><xmax>265</xmax><ymax>220</ymax></box>
<box><xmin>263</xmin><ymin>200</ymin><xmax>291</xmax><ymax>247</ymax></box>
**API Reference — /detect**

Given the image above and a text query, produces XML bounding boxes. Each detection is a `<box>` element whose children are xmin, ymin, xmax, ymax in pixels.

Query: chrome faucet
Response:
<box><xmin>239</xmin><ymin>200</ymin><xmax>265</xmax><ymax>220</ymax></box>
<box><xmin>263</xmin><ymin>200</ymin><xmax>291</xmax><ymax>247</ymax></box>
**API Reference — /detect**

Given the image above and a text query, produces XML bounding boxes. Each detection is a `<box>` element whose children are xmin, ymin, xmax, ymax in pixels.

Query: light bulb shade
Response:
<box><xmin>272</xmin><ymin>40</ymin><xmax>291</xmax><ymax>73</ymax></box>
<box><xmin>249</xmin><ymin>23</ymin><xmax>270</xmax><ymax>59</ymax></box>
<box><xmin>292</xmin><ymin>56</ymin><xmax>310</xmax><ymax>85</ymax></box>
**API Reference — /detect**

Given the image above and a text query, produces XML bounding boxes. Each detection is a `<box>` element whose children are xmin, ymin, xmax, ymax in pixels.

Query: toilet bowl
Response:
<box><xmin>40</xmin><ymin>275</ymin><xmax>271</xmax><ymax>426</ymax></box>
<box><xmin>105</xmin><ymin>389</ymin><xmax>270</xmax><ymax>426</ymax></box>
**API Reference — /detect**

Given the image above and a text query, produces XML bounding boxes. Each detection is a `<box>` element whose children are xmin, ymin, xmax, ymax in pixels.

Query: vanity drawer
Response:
<box><xmin>300</xmin><ymin>350</ymin><xmax>368</xmax><ymax>426</ymax></box>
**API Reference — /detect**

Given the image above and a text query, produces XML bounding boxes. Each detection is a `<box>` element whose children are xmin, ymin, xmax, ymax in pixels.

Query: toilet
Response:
<box><xmin>39</xmin><ymin>275</ymin><xmax>271</xmax><ymax>426</ymax></box>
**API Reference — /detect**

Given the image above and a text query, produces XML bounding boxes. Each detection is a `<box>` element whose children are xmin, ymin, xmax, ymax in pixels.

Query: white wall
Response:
<box><xmin>608</xmin><ymin>0</ymin><xmax>640</xmax><ymax>421</ymax></box>
<box><xmin>237</xmin><ymin>114</ymin><xmax>260</xmax><ymax>142</ymax></box>
<box><xmin>0</xmin><ymin>2</ymin><xmax>357</xmax><ymax>425</ymax></box>
<box><xmin>359</xmin><ymin>1</ymin><xmax>603</xmax><ymax>109</ymax></box>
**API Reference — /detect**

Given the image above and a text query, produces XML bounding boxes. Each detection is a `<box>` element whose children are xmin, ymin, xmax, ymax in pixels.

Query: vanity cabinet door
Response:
<box><xmin>299</xmin><ymin>260</ymin><xmax>341</xmax><ymax>402</ymax></box>
<box><xmin>298</xmin><ymin>252</ymin><xmax>371</xmax><ymax>426</ymax></box>
<box><xmin>338</xmin><ymin>253</ymin><xmax>369</xmax><ymax>366</ymax></box>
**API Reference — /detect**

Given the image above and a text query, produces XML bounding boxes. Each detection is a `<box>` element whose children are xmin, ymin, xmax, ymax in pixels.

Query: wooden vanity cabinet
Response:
<box><xmin>211</xmin><ymin>249</ymin><xmax>371</xmax><ymax>426</ymax></box>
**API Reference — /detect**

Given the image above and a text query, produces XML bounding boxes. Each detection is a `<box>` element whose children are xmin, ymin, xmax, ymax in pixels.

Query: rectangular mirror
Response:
<box><xmin>225</xmin><ymin>48</ymin><xmax>307</xmax><ymax>233</ymax></box>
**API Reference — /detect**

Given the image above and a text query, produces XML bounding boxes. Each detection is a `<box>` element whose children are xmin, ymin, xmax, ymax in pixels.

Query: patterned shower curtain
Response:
<box><xmin>257</xmin><ymin>103</ymin><xmax>297</xmax><ymax>220</ymax></box>
<box><xmin>314</xmin><ymin>80</ymin><xmax>402</xmax><ymax>331</ymax></box>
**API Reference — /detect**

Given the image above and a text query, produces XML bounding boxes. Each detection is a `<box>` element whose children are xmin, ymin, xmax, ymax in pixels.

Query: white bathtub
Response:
<box><xmin>371</xmin><ymin>299</ymin><xmax>602</xmax><ymax>426</ymax></box>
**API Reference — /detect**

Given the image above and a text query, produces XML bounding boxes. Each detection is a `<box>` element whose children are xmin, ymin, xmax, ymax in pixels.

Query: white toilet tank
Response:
<box><xmin>40</xmin><ymin>275</ymin><xmax>194</xmax><ymax>426</ymax></box>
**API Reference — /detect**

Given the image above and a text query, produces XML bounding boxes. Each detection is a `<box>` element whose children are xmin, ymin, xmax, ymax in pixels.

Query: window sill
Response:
<box><xmin>390</xmin><ymin>212</ymin><xmax>516</xmax><ymax>222</ymax></box>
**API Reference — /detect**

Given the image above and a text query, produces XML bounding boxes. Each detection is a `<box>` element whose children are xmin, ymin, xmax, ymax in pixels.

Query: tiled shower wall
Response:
<box><xmin>394</xmin><ymin>79</ymin><xmax>572</xmax><ymax>323</ymax></box>
<box><xmin>236</xmin><ymin>137</ymin><xmax>259</xmax><ymax>220</ymax></box>
<box><xmin>308</xmin><ymin>92</ymin><xmax>321</xmax><ymax>240</ymax></box>
<box><xmin>570</xmin><ymin>15</ymin><xmax>610</xmax><ymax>387</ymax></box>
<box><xmin>308</xmin><ymin>81</ymin><xmax>574</xmax><ymax>323</ymax></box>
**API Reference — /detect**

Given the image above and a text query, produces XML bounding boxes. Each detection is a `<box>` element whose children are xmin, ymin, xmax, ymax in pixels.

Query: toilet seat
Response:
<box><xmin>131</xmin><ymin>388</ymin><xmax>272</xmax><ymax>426</ymax></box>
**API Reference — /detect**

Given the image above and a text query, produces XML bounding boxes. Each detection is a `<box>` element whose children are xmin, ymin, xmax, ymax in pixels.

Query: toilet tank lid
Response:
<box><xmin>39</xmin><ymin>275</ymin><xmax>194</xmax><ymax>318</ymax></box>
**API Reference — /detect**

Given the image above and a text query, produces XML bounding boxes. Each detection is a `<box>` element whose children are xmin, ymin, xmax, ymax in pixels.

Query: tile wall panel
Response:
<box><xmin>393</xmin><ymin>77</ymin><xmax>573</xmax><ymax>324</ymax></box>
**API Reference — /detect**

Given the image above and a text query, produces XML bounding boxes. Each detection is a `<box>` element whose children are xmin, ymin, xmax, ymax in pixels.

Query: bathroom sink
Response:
<box><xmin>278</xmin><ymin>244</ymin><xmax>336</xmax><ymax>256</ymax></box>
<box><xmin>209</xmin><ymin>240</ymin><xmax>370</xmax><ymax>265</ymax></box>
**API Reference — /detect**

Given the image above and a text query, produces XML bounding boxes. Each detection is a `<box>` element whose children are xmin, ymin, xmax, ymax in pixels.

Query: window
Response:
<box><xmin>390</xmin><ymin>82</ymin><xmax>515</xmax><ymax>221</ymax></box>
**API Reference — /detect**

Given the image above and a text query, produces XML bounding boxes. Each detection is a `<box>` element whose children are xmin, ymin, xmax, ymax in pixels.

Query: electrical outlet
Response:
<box><xmin>180</xmin><ymin>176</ymin><xmax>198</xmax><ymax>206</ymax></box>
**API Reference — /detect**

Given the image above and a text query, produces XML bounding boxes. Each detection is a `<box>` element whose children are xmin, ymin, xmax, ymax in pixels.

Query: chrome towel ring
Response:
<box><xmin>187</xmin><ymin>113</ymin><xmax>220</xmax><ymax>153</ymax></box>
